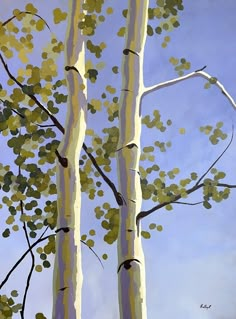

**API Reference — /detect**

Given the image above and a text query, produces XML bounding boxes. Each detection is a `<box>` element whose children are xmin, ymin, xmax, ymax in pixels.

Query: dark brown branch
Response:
<box><xmin>19</xmin><ymin>199</ymin><xmax>35</xmax><ymax>319</ymax></box>
<box><xmin>194</xmin><ymin>65</ymin><xmax>207</xmax><ymax>73</ymax></box>
<box><xmin>0</xmin><ymin>49</ymin><xmax>120</xmax><ymax>205</ymax></box>
<box><xmin>137</xmin><ymin>182</ymin><xmax>236</xmax><ymax>222</ymax></box>
<box><xmin>195</xmin><ymin>127</ymin><xmax>234</xmax><ymax>186</ymax></box>
<box><xmin>0</xmin><ymin>99</ymin><xmax>25</xmax><ymax>118</ymax></box>
<box><xmin>82</xmin><ymin>143</ymin><xmax>121</xmax><ymax>205</ymax></box>
<box><xmin>55</xmin><ymin>149</ymin><xmax>68</xmax><ymax>168</ymax></box>
<box><xmin>0</xmin><ymin>53</ymin><xmax>65</xmax><ymax>134</ymax></box>
<box><xmin>0</xmin><ymin>233</ymin><xmax>54</xmax><ymax>290</ymax></box>
<box><xmin>2</xmin><ymin>11</ymin><xmax>51</xmax><ymax>31</ymax></box>
<box><xmin>80</xmin><ymin>240</ymin><xmax>104</xmax><ymax>269</ymax></box>
<box><xmin>0</xmin><ymin>228</ymin><xmax>104</xmax><ymax>290</ymax></box>
<box><xmin>36</xmin><ymin>124</ymin><xmax>57</xmax><ymax>128</ymax></box>
<box><xmin>173</xmin><ymin>201</ymin><xmax>203</xmax><ymax>206</ymax></box>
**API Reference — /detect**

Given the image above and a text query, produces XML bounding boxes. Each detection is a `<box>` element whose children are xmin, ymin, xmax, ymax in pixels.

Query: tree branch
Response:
<box><xmin>82</xmin><ymin>144</ymin><xmax>121</xmax><ymax>205</ymax></box>
<box><xmin>173</xmin><ymin>200</ymin><xmax>203</xmax><ymax>206</ymax></box>
<box><xmin>0</xmin><ymin>54</ymin><xmax>120</xmax><ymax>203</ymax></box>
<box><xmin>1</xmin><ymin>11</ymin><xmax>51</xmax><ymax>31</ymax></box>
<box><xmin>80</xmin><ymin>240</ymin><xmax>104</xmax><ymax>269</ymax></box>
<box><xmin>0</xmin><ymin>53</ymin><xmax>65</xmax><ymax>134</ymax></box>
<box><xmin>137</xmin><ymin>182</ymin><xmax>236</xmax><ymax>222</ymax></box>
<box><xmin>0</xmin><ymin>228</ymin><xmax>104</xmax><ymax>290</ymax></box>
<box><xmin>142</xmin><ymin>68</ymin><xmax>236</xmax><ymax>110</ymax></box>
<box><xmin>19</xmin><ymin>199</ymin><xmax>35</xmax><ymax>319</ymax></box>
<box><xmin>195</xmin><ymin>127</ymin><xmax>234</xmax><ymax>186</ymax></box>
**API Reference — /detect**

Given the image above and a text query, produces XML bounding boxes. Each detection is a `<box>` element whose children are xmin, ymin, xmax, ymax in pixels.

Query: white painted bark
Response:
<box><xmin>116</xmin><ymin>1</ymin><xmax>148</xmax><ymax>318</ymax></box>
<box><xmin>142</xmin><ymin>69</ymin><xmax>236</xmax><ymax>109</ymax></box>
<box><xmin>52</xmin><ymin>1</ymin><xmax>86</xmax><ymax>318</ymax></box>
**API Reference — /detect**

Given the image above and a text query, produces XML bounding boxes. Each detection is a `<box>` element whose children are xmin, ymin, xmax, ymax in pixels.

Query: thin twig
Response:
<box><xmin>173</xmin><ymin>201</ymin><xmax>203</xmax><ymax>206</ymax></box>
<box><xmin>0</xmin><ymin>234</ymin><xmax>53</xmax><ymax>290</ymax></box>
<box><xmin>81</xmin><ymin>240</ymin><xmax>104</xmax><ymax>269</ymax></box>
<box><xmin>19</xmin><ymin>199</ymin><xmax>35</xmax><ymax>319</ymax></box>
<box><xmin>1</xmin><ymin>11</ymin><xmax>51</xmax><ymax>31</ymax></box>
<box><xmin>195</xmin><ymin>127</ymin><xmax>234</xmax><ymax>186</ymax></box>
<box><xmin>17</xmin><ymin>159</ymin><xmax>35</xmax><ymax>319</ymax></box>
<box><xmin>36</xmin><ymin>124</ymin><xmax>57</xmax><ymax>128</ymax></box>
<box><xmin>0</xmin><ymin>229</ymin><xmax>104</xmax><ymax>290</ymax></box>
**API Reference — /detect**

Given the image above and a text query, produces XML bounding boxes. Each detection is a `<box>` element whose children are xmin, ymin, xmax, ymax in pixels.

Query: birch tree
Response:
<box><xmin>0</xmin><ymin>1</ymin><xmax>236</xmax><ymax>319</ymax></box>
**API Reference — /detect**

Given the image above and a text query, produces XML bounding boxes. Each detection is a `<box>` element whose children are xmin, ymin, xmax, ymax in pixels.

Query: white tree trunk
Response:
<box><xmin>52</xmin><ymin>1</ymin><xmax>86</xmax><ymax>318</ymax></box>
<box><xmin>117</xmin><ymin>1</ymin><xmax>149</xmax><ymax>318</ymax></box>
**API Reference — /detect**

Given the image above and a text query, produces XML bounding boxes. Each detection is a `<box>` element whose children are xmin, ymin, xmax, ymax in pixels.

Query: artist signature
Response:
<box><xmin>200</xmin><ymin>304</ymin><xmax>211</xmax><ymax>309</ymax></box>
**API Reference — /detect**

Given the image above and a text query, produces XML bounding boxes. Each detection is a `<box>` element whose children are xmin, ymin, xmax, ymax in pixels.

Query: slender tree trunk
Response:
<box><xmin>52</xmin><ymin>1</ymin><xmax>86</xmax><ymax>318</ymax></box>
<box><xmin>117</xmin><ymin>1</ymin><xmax>149</xmax><ymax>318</ymax></box>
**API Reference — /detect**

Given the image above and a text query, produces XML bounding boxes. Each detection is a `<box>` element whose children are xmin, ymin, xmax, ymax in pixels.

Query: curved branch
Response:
<box><xmin>142</xmin><ymin>68</ymin><xmax>236</xmax><ymax>110</ymax></box>
<box><xmin>2</xmin><ymin>11</ymin><xmax>51</xmax><ymax>31</ymax></box>
<box><xmin>195</xmin><ymin>127</ymin><xmax>234</xmax><ymax>186</ymax></box>
<box><xmin>0</xmin><ymin>53</ymin><xmax>65</xmax><ymax>134</ymax></box>
<box><xmin>0</xmin><ymin>233</ymin><xmax>53</xmax><ymax>290</ymax></box>
<box><xmin>80</xmin><ymin>240</ymin><xmax>104</xmax><ymax>269</ymax></box>
<box><xmin>0</xmin><ymin>228</ymin><xmax>104</xmax><ymax>290</ymax></box>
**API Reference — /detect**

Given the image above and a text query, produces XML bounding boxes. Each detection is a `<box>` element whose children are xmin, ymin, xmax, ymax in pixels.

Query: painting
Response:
<box><xmin>0</xmin><ymin>1</ymin><xmax>235</xmax><ymax>318</ymax></box>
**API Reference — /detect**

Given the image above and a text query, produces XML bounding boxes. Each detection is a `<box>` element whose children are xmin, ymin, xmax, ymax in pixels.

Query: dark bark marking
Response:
<box><xmin>65</xmin><ymin>65</ymin><xmax>79</xmax><ymax>73</ymax></box>
<box><xmin>123</xmin><ymin>48</ymin><xmax>139</xmax><ymax>56</ymax></box>
<box><xmin>59</xmin><ymin>286</ymin><xmax>69</xmax><ymax>291</ymax></box>
<box><xmin>117</xmin><ymin>258</ymin><xmax>141</xmax><ymax>273</ymax></box>
<box><xmin>55</xmin><ymin>149</ymin><xmax>68</xmax><ymax>168</ymax></box>
<box><xmin>127</xmin><ymin>143</ymin><xmax>137</xmax><ymax>149</ymax></box>
<box><xmin>55</xmin><ymin>227</ymin><xmax>70</xmax><ymax>233</ymax></box>
<box><xmin>117</xmin><ymin>192</ymin><xmax>127</xmax><ymax>206</ymax></box>
<box><xmin>195</xmin><ymin>65</ymin><xmax>207</xmax><ymax>73</ymax></box>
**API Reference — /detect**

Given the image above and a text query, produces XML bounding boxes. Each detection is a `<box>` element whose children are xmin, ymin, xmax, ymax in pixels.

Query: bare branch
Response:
<box><xmin>1</xmin><ymin>11</ymin><xmax>51</xmax><ymax>31</ymax></box>
<box><xmin>0</xmin><ymin>228</ymin><xmax>104</xmax><ymax>290</ymax></box>
<box><xmin>19</xmin><ymin>199</ymin><xmax>35</xmax><ymax>319</ymax></box>
<box><xmin>0</xmin><ymin>233</ymin><xmax>53</xmax><ymax>290</ymax></box>
<box><xmin>142</xmin><ymin>68</ymin><xmax>236</xmax><ymax>110</ymax></box>
<box><xmin>195</xmin><ymin>128</ymin><xmax>234</xmax><ymax>186</ymax></box>
<box><xmin>36</xmin><ymin>124</ymin><xmax>57</xmax><ymax>128</ymax></box>
<box><xmin>81</xmin><ymin>240</ymin><xmax>104</xmax><ymax>269</ymax></box>
<box><xmin>173</xmin><ymin>201</ymin><xmax>203</xmax><ymax>206</ymax></box>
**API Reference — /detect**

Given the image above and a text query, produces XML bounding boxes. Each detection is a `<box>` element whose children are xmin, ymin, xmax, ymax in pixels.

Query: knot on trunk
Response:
<box><xmin>55</xmin><ymin>149</ymin><xmax>68</xmax><ymax>168</ymax></box>
<box><xmin>123</xmin><ymin>48</ymin><xmax>139</xmax><ymax>56</ymax></box>
<box><xmin>117</xmin><ymin>258</ymin><xmax>141</xmax><ymax>273</ymax></box>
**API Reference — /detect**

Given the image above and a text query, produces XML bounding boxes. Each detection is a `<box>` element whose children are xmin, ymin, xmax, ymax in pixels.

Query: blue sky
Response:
<box><xmin>0</xmin><ymin>1</ymin><xmax>236</xmax><ymax>319</ymax></box>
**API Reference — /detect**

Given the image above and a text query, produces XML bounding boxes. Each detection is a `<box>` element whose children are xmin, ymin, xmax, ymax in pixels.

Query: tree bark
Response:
<box><xmin>116</xmin><ymin>1</ymin><xmax>149</xmax><ymax>318</ymax></box>
<box><xmin>52</xmin><ymin>1</ymin><xmax>86</xmax><ymax>318</ymax></box>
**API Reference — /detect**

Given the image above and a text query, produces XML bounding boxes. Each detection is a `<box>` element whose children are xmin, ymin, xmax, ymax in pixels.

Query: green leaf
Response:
<box><xmin>53</xmin><ymin>8</ymin><xmax>67</xmax><ymax>24</ymax></box>
<box><xmin>203</xmin><ymin>201</ymin><xmax>212</xmax><ymax>209</ymax></box>
<box><xmin>149</xmin><ymin>223</ymin><xmax>156</xmax><ymax>230</ymax></box>
<box><xmin>141</xmin><ymin>231</ymin><xmax>151</xmax><ymax>239</ymax></box>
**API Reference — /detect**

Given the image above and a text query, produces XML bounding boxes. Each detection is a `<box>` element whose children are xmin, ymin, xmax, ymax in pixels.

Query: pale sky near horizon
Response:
<box><xmin>0</xmin><ymin>1</ymin><xmax>236</xmax><ymax>319</ymax></box>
